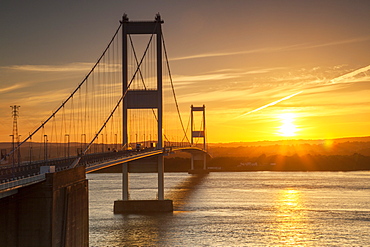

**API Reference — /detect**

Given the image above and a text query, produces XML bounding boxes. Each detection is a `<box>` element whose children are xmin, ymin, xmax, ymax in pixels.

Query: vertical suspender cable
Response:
<box><xmin>0</xmin><ymin>23</ymin><xmax>123</xmax><ymax>163</ymax></box>
<box><xmin>161</xmin><ymin>33</ymin><xmax>190</xmax><ymax>144</ymax></box>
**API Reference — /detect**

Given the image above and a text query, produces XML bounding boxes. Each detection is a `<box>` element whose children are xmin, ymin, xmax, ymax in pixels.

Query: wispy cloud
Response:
<box><xmin>236</xmin><ymin>91</ymin><xmax>304</xmax><ymax>118</ymax></box>
<box><xmin>330</xmin><ymin>64</ymin><xmax>370</xmax><ymax>84</ymax></box>
<box><xmin>171</xmin><ymin>44</ymin><xmax>303</xmax><ymax>61</ymax></box>
<box><xmin>296</xmin><ymin>64</ymin><xmax>370</xmax><ymax>97</ymax></box>
<box><xmin>173</xmin><ymin>73</ymin><xmax>239</xmax><ymax>85</ymax></box>
<box><xmin>16</xmin><ymin>90</ymin><xmax>70</xmax><ymax>107</ymax></box>
<box><xmin>1</xmin><ymin>62</ymin><xmax>120</xmax><ymax>72</ymax></box>
<box><xmin>241</xmin><ymin>67</ymin><xmax>286</xmax><ymax>75</ymax></box>
<box><xmin>0</xmin><ymin>84</ymin><xmax>24</xmax><ymax>93</ymax></box>
<box><xmin>178</xmin><ymin>89</ymin><xmax>247</xmax><ymax>104</ymax></box>
<box><xmin>171</xmin><ymin>36</ymin><xmax>370</xmax><ymax>62</ymax></box>
<box><xmin>305</xmin><ymin>36</ymin><xmax>370</xmax><ymax>50</ymax></box>
<box><xmin>171</xmin><ymin>67</ymin><xmax>285</xmax><ymax>89</ymax></box>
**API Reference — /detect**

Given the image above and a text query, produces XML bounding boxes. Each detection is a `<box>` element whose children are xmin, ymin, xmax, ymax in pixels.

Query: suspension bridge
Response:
<box><xmin>0</xmin><ymin>14</ymin><xmax>209</xmax><ymax>246</ymax></box>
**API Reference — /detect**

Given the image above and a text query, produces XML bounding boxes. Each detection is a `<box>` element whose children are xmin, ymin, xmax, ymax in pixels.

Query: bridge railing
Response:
<box><xmin>0</xmin><ymin>144</ymin><xmax>198</xmax><ymax>191</ymax></box>
<box><xmin>1</xmin><ymin>144</ymin><xmax>194</xmax><ymax>172</ymax></box>
<box><xmin>0</xmin><ymin>173</ymin><xmax>46</xmax><ymax>192</ymax></box>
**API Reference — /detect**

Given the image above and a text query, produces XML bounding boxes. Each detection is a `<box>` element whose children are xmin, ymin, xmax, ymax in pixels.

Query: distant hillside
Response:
<box><xmin>2</xmin><ymin>136</ymin><xmax>370</xmax><ymax>160</ymax></box>
<box><xmin>209</xmin><ymin>136</ymin><xmax>370</xmax><ymax>147</ymax></box>
<box><xmin>208</xmin><ymin>136</ymin><xmax>370</xmax><ymax>157</ymax></box>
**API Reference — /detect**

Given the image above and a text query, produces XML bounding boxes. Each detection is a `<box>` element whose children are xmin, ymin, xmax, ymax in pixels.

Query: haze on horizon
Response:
<box><xmin>1</xmin><ymin>0</ymin><xmax>370</xmax><ymax>143</ymax></box>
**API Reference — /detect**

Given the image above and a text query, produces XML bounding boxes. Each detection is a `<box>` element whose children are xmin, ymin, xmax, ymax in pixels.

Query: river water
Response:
<box><xmin>88</xmin><ymin>172</ymin><xmax>370</xmax><ymax>246</ymax></box>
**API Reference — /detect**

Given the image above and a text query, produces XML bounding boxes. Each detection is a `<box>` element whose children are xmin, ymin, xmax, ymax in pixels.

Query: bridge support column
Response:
<box><xmin>189</xmin><ymin>152</ymin><xmax>209</xmax><ymax>174</ymax></box>
<box><xmin>114</xmin><ymin>155</ymin><xmax>173</xmax><ymax>213</ymax></box>
<box><xmin>158</xmin><ymin>156</ymin><xmax>164</xmax><ymax>200</ymax></box>
<box><xmin>191</xmin><ymin>155</ymin><xmax>194</xmax><ymax>170</ymax></box>
<box><xmin>203</xmin><ymin>153</ymin><xmax>207</xmax><ymax>170</ymax></box>
<box><xmin>122</xmin><ymin>162</ymin><xmax>129</xmax><ymax>201</ymax></box>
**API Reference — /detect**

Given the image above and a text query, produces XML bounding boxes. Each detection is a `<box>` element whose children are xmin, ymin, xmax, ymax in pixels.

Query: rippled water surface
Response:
<box><xmin>88</xmin><ymin>172</ymin><xmax>370</xmax><ymax>246</ymax></box>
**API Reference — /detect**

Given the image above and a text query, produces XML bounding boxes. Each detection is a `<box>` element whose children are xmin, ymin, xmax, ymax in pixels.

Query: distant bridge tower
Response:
<box><xmin>189</xmin><ymin>105</ymin><xmax>208</xmax><ymax>174</ymax></box>
<box><xmin>191</xmin><ymin>105</ymin><xmax>206</xmax><ymax>150</ymax></box>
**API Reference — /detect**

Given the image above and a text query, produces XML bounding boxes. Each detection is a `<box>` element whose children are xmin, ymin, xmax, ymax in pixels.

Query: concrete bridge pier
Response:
<box><xmin>189</xmin><ymin>152</ymin><xmax>209</xmax><ymax>174</ymax></box>
<box><xmin>114</xmin><ymin>155</ymin><xmax>173</xmax><ymax>213</ymax></box>
<box><xmin>0</xmin><ymin>167</ymin><xmax>88</xmax><ymax>247</ymax></box>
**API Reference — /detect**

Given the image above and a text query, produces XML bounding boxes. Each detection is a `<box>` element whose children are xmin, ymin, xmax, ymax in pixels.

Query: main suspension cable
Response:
<box><xmin>161</xmin><ymin>33</ymin><xmax>190</xmax><ymax>144</ymax></box>
<box><xmin>1</xmin><ymin>22</ymin><xmax>123</xmax><ymax>163</ymax></box>
<box><xmin>80</xmin><ymin>26</ymin><xmax>157</xmax><ymax>158</ymax></box>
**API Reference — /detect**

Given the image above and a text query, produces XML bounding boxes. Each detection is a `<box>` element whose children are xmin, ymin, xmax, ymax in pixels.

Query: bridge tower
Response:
<box><xmin>115</xmin><ymin>14</ymin><xmax>172</xmax><ymax>213</ymax></box>
<box><xmin>191</xmin><ymin>105</ymin><xmax>206</xmax><ymax>150</ymax></box>
<box><xmin>121</xmin><ymin>13</ymin><xmax>163</xmax><ymax>150</ymax></box>
<box><xmin>189</xmin><ymin>105</ymin><xmax>209</xmax><ymax>174</ymax></box>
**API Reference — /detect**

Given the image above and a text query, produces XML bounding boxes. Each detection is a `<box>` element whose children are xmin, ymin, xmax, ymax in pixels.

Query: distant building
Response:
<box><xmin>238</xmin><ymin>162</ymin><xmax>258</xmax><ymax>167</ymax></box>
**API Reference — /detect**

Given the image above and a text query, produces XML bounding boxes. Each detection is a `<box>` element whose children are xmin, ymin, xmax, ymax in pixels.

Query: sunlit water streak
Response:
<box><xmin>88</xmin><ymin>172</ymin><xmax>370</xmax><ymax>246</ymax></box>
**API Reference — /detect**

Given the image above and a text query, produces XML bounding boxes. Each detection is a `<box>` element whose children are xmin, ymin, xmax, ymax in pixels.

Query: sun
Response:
<box><xmin>277</xmin><ymin>113</ymin><xmax>298</xmax><ymax>137</ymax></box>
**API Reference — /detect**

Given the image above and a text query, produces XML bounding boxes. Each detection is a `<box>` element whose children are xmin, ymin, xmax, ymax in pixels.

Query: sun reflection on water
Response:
<box><xmin>272</xmin><ymin>189</ymin><xmax>310</xmax><ymax>246</ymax></box>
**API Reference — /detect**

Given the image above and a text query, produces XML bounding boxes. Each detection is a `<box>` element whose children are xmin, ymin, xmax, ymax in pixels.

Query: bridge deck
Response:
<box><xmin>0</xmin><ymin>146</ymin><xmax>207</xmax><ymax>197</ymax></box>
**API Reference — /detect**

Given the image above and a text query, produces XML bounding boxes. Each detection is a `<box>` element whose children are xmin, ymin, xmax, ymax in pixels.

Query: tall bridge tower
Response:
<box><xmin>115</xmin><ymin>14</ymin><xmax>172</xmax><ymax>213</ymax></box>
<box><xmin>122</xmin><ymin>13</ymin><xmax>163</xmax><ymax>149</ymax></box>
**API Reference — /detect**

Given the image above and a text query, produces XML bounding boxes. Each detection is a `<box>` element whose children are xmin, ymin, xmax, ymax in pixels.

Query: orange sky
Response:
<box><xmin>1</xmin><ymin>1</ymin><xmax>370</xmax><ymax>143</ymax></box>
